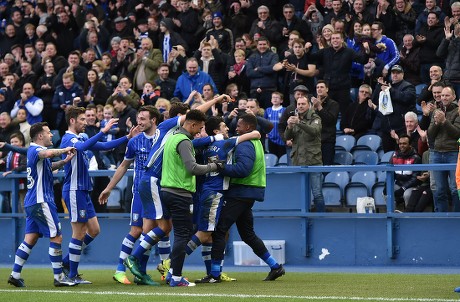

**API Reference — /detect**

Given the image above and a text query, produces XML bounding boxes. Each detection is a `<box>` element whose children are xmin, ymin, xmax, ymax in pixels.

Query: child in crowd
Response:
<box><xmin>140</xmin><ymin>81</ymin><xmax>160</xmax><ymax>106</ymax></box>
<box><xmin>99</xmin><ymin>104</ymin><xmax>118</xmax><ymax>169</ymax></box>
<box><xmin>264</xmin><ymin>92</ymin><xmax>286</xmax><ymax>158</ymax></box>
<box><xmin>0</xmin><ymin>132</ymin><xmax>27</xmax><ymax>213</ymax></box>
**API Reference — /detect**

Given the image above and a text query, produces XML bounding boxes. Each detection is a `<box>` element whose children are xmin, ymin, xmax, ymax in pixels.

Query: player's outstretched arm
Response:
<box><xmin>237</xmin><ymin>130</ymin><xmax>261</xmax><ymax>144</ymax></box>
<box><xmin>49</xmin><ymin>147</ymin><xmax>76</xmax><ymax>170</ymax></box>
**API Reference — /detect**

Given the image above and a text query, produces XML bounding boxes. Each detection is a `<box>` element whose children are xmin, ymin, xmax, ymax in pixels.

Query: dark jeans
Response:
<box><xmin>328</xmin><ymin>87</ymin><xmax>351</xmax><ymax>117</ymax></box>
<box><xmin>321</xmin><ymin>142</ymin><xmax>335</xmax><ymax>166</ymax></box>
<box><xmin>161</xmin><ymin>191</ymin><xmax>193</xmax><ymax>276</ymax></box>
<box><xmin>211</xmin><ymin>198</ymin><xmax>268</xmax><ymax>261</ymax></box>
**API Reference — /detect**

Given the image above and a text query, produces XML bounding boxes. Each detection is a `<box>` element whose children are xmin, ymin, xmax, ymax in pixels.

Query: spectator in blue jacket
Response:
<box><xmin>173</xmin><ymin>57</ymin><xmax>218</xmax><ymax>102</ymax></box>
<box><xmin>10</xmin><ymin>83</ymin><xmax>43</xmax><ymax>126</ymax></box>
<box><xmin>52</xmin><ymin>72</ymin><xmax>83</xmax><ymax>134</ymax></box>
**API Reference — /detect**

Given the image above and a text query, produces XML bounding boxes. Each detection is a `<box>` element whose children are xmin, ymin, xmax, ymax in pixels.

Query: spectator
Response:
<box><xmin>417</xmin><ymin>65</ymin><xmax>446</xmax><ymax>104</ymax></box>
<box><xmin>341</xmin><ymin>84</ymin><xmax>376</xmax><ymax>139</ymax></box>
<box><xmin>128</xmin><ymin>37</ymin><xmax>163</xmax><ymax>93</ymax></box>
<box><xmin>313</xmin><ymin>31</ymin><xmax>370</xmax><ymax>116</ymax></box>
<box><xmin>416</xmin><ymin>12</ymin><xmax>444</xmax><ymax>84</ymax></box>
<box><xmin>246</xmin><ymin>36</ymin><xmax>279</xmax><ymax>109</ymax></box>
<box><xmin>35</xmin><ymin>61</ymin><xmax>56</xmax><ymax>129</ymax></box>
<box><xmin>193</xmin><ymin>39</ymin><xmax>226</xmax><ymax>94</ymax></box>
<box><xmin>371</xmin><ymin>21</ymin><xmax>399</xmax><ymax>78</ymax></box>
<box><xmin>52</xmin><ymin>72</ymin><xmax>84</xmax><ymax>134</ymax></box>
<box><xmin>436</xmin><ymin>23</ymin><xmax>460</xmax><ymax>98</ymax></box>
<box><xmin>323</xmin><ymin>0</ymin><xmax>347</xmax><ymax>25</ymax></box>
<box><xmin>227</xmin><ymin>48</ymin><xmax>250</xmax><ymax>97</ymax></box>
<box><xmin>427</xmin><ymin>86</ymin><xmax>460</xmax><ymax>212</ymax></box>
<box><xmin>274</xmin><ymin>38</ymin><xmax>316</xmax><ymax>104</ymax></box>
<box><xmin>112</xmin><ymin>95</ymin><xmax>138</xmax><ymax>164</ymax></box>
<box><xmin>12</xmin><ymin>108</ymin><xmax>31</xmax><ymax>147</ymax></box>
<box><xmin>264</xmin><ymin>91</ymin><xmax>286</xmax><ymax>158</ymax></box>
<box><xmin>36</xmin><ymin>42</ymin><xmax>66</xmax><ymax>78</ymax></box>
<box><xmin>393</xmin><ymin>0</ymin><xmax>417</xmax><ymax>45</ymax></box>
<box><xmin>388</xmin><ymin>134</ymin><xmax>422</xmax><ymax>207</ymax></box>
<box><xmin>54</xmin><ymin>51</ymin><xmax>88</xmax><ymax>88</ymax></box>
<box><xmin>398</xmin><ymin>34</ymin><xmax>422</xmax><ymax>86</ymax></box>
<box><xmin>107</xmin><ymin>76</ymin><xmax>141</xmax><ymax>109</ymax></box>
<box><xmin>205</xmin><ymin>11</ymin><xmax>234</xmax><ymax>54</ymax></box>
<box><xmin>159</xmin><ymin>18</ymin><xmax>188</xmax><ymax>63</ymax></box>
<box><xmin>406</xmin><ymin>150</ymin><xmax>433</xmax><ymax>212</ymax></box>
<box><xmin>83</xmin><ymin>69</ymin><xmax>109</xmax><ymax>107</ymax></box>
<box><xmin>311</xmin><ymin>80</ymin><xmax>339</xmax><ymax>166</ymax></box>
<box><xmin>415</xmin><ymin>0</ymin><xmax>445</xmax><ymax>35</ymax></box>
<box><xmin>0</xmin><ymin>112</ymin><xmax>19</xmax><ymax>144</ymax></box>
<box><xmin>154</xmin><ymin>63</ymin><xmax>176</xmax><ymax>100</ymax></box>
<box><xmin>175</xmin><ymin>0</ymin><xmax>200</xmax><ymax>53</ymax></box>
<box><xmin>249</xmin><ymin>5</ymin><xmax>282</xmax><ymax>47</ymax></box>
<box><xmin>285</xmin><ymin>95</ymin><xmax>325</xmax><ymax>212</ymax></box>
<box><xmin>279</xmin><ymin>3</ymin><xmax>313</xmax><ymax>53</ymax></box>
<box><xmin>49</xmin><ymin>10</ymin><xmax>79</xmax><ymax>57</ymax></box>
<box><xmin>140</xmin><ymin>81</ymin><xmax>160</xmax><ymax>106</ymax></box>
<box><xmin>16</xmin><ymin>61</ymin><xmax>37</xmax><ymax>89</ymax></box>
<box><xmin>173</xmin><ymin>57</ymin><xmax>218</xmax><ymax>102</ymax></box>
<box><xmin>371</xmin><ymin>65</ymin><xmax>416</xmax><ymax>152</ymax></box>
<box><xmin>11</xmin><ymin>82</ymin><xmax>43</xmax><ymax>125</ymax></box>
<box><xmin>390</xmin><ymin>111</ymin><xmax>425</xmax><ymax>155</ymax></box>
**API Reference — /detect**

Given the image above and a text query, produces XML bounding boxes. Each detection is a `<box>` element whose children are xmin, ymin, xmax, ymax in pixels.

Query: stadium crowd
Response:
<box><xmin>0</xmin><ymin>0</ymin><xmax>459</xmax><ymax>215</ymax></box>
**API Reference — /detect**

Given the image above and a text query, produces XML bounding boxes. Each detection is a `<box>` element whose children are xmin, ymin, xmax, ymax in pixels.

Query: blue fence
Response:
<box><xmin>1</xmin><ymin>164</ymin><xmax>460</xmax><ymax>267</ymax></box>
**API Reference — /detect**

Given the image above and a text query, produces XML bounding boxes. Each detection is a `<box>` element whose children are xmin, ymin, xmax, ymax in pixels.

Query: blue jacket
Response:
<box><xmin>52</xmin><ymin>82</ymin><xmax>83</xmax><ymax>127</ymax></box>
<box><xmin>246</xmin><ymin>50</ymin><xmax>279</xmax><ymax>91</ymax></box>
<box><xmin>375</xmin><ymin>35</ymin><xmax>400</xmax><ymax>71</ymax></box>
<box><xmin>221</xmin><ymin>141</ymin><xmax>265</xmax><ymax>201</ymax></box>
<box><xmin>173</xmin><ymin>70</ymin><xmax>218</xmax><ymax>101</ymax></box>
<box><xmin>11</xmin><ymin>95</ymin><xmax>43</xmax><ymax>125</ymax></box>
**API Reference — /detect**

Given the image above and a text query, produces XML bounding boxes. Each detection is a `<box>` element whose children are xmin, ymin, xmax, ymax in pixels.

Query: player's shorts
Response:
<box><xmin>25</xmin><ymin>202</ymin><xmax>61</xmax><ymax>238</ymax></box>
<box><xmin>196</xmin><ymin>190</ymin><xmax>224</xmax><ymax>232</ymax></box>
<box><xmin>139</xmin><ymin>176</ymin><xmax>169</xmax><ymax>220</ymax></box>
<box><xmin>63</xmin><ymin>190</ymin><xmax>97</xmax><ymax>223</ymax></box>
<box><xmin>130</xmin><ymin>191</ymin><xmax>143</xmax><ymax>227</ymax></box>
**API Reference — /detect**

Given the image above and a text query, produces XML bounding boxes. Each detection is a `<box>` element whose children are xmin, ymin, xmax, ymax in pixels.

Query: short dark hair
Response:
<box><xmin>169</xmin><ymin>102</ymin><xmax>189</xmax><ymax>117</ymax></box>
<box><xmin>10</xmin><ymin>131</ymin><xmax>25</xmax><ymax>145</ymax></box>
<box><xmin>65</xmin><ymin>106</ymin><xmax>85</xmax><ymax>126</ymax></box>
<box><xmin>185</xmin><ymin>109</ymin><xmax>207</xmax><ymax>123</ymax></box>
<box><xmin>139</xmin><ymin>105</ymin><xmax>161</xmax><ymax>125</ymax></box>
<box><xmin>30</xmin><ymin>122</ymin><xmax>49</xmax><ymax>141</ymax></box>
<box><xmin>398</xmin><ymin>133</ymin><xmax>411</xmax><ymax>144</ymax></box>
<box><xmin>257</xmin><ymin>36</ymin><xmax>270</xmax><ymax>44</ymax></box>
<box><xmin>316</xmin><ymin>80</ymin><xmax>329</xmax><ymax>88</ymax></box>
<box><xmin>239</xmin><ymin>113</ymin><xmax>257</xmax><ymax>131</ymax></box>
<box><xmin>113</xmin><ymin>95</ymin><xmax>127</xmax><ymax>104</ymax></box>
<box><xmin>205</xmin><ymin>116</ymin><xmax>223</xmax><ymax>136</ymax></box>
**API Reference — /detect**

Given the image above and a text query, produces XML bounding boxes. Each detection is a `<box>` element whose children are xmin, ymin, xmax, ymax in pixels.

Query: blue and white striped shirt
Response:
<box><xmin>264</xmin><ymin>106</ymin><xmax>286</xmax><ymax>146</ymax></box>
<box><xmin>24</xmin><ymin>143</ymin><xmax>55</xmax><ymax>207</ymax></box>
<box><xmin>125</xmin><ymin>132</ymin><xmax>154</xmax><ymax>192</ymax></box>
<box><xmin>142</xmin><ymin>116</ymin><xmax>181</xmax><ymax>179</ymax></box>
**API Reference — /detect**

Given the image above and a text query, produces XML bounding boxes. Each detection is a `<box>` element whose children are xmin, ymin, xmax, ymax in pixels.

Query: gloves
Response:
<box><xmin>211</xmin><ymin>160</ymin><xmax>226</xmax><ymax>172</ymax></box>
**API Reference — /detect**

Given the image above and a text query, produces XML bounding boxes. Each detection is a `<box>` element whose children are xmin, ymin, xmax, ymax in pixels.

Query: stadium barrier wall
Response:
<box><xmin>1</xmin><ymin>164</ymin><xmax>459</xmax><ymax>267</ymax></box>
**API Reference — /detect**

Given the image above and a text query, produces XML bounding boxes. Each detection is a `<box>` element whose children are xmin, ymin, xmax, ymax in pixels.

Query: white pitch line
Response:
<box><xmin>0</xmin><ymin>289</ymin><xmax>457</xmax><ymax>301</ymax></box>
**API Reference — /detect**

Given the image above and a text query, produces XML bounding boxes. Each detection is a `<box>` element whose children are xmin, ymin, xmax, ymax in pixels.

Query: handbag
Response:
<box><xmin>378</xmin><ymin>89</ymin><xmax>393</xmax><ymax>116</ymax></box>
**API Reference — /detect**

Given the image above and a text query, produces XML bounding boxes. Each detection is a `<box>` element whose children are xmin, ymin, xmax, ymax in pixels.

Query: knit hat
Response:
<box><xmin>322</xmin><ymin>24</ymin><xmax>334</xmax><ymax>34</ymax></box>
<box><xmin>212</xmin><ymin>12</ymin><xmax>223</xmax><ymax>19</ymax></box>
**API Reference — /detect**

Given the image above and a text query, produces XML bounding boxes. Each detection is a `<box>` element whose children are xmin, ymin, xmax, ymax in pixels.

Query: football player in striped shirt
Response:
<box><xmin>99</xmin><ymin>105</ymin><xmax>162</xmax><ymax>286</ymax></box>
<box><xmin>60</xmin><ymin>106</ymin><xmax>140</xmax><ymax>284</ymax></box>
<box><xmin>8</xmin><ymin>122</ymin><xmax>77</xmax><ymax>288</ymax></box>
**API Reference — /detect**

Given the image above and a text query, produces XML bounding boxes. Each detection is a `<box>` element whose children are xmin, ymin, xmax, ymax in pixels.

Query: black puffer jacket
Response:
<box><xmin>436</xmin><ymin>37</ymin><xmax>460</xmax><ymax>83</ymax></box>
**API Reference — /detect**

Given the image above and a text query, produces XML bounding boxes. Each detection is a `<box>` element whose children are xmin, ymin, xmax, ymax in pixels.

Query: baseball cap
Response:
<box><xmin>293</xmin><ymin>85</ymin><xmax>309</xmax><ymax>93</ymax></box>
<box><xmin>391</xmin><ymin>65</ymin><xmax>404</xmax><ymax>73</ymax></box>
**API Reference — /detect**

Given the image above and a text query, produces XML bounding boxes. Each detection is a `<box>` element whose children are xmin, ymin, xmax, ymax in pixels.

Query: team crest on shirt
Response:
<box><xmin>133</xmin><ymin>213</ymin><xmax>139</xmax><ymax>222</ymax></box>
<box><xmin>79</xmin><ymin>210</ymin><xmax>86</xmax><ymax>218</ymax></box>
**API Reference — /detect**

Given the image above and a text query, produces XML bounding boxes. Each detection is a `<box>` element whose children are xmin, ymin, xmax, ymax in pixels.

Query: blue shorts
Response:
<box><xmin>196</xmin><ymin>190</ymin><xmax>224</xmax><ymax>232</ymax></box>
<box><xmin>130</xmin><ymin>192</ymin><xmax>143</xmax><ymax>227</ymax></box>
<box><xmin>25</xmin><ymin>202</ymin><xmax>61</xmax><ymax>238</ymax></box>
<box><xmin>63</xmin><ymin>190</ymin><xmax>97</xmax><ymax>223</ymax></box>
<box><xmin>139</xmin><ymin>176</ymin><xmax>168</xmax><ymax>220</ymax></box>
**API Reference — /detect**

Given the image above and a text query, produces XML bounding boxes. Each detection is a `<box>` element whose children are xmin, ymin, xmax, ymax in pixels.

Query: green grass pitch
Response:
<box><xmin>0</xmin><ymin>268</ymin><xmax>459</xmax><ymax>302</ymax></box>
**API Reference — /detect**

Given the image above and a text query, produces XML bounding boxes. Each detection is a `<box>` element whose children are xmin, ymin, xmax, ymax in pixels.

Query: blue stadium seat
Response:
<box><xmin>352</xmin><ymin>171</ymin><xmax>377</xmax><ymax>193</ymax></box>
<box><xmin>372</xmin><ymin>183</ymin><xmax>387</xmax><ymax>207</ymax></box>
<box><xmin>265</xmin><ymin>153</ymin><xmax>278</xmax><ymax>167</ymax></box>
<box><xmin>276</xmin><ymin>154</ymin><xmax>288</xmax><ymax>166</ymax></box>
<box><xmin>335</xmin><ymin>135</ymin><xmax>356</xmax><ymax>152</ymax></box>
<box><xmin>379</xmin><ymin>151</ymin><xmax>394</xmax><ymax>164</ymax></box>
<box><xmin>322</xmin><ymin>171</ymin><xmax>349</xmax><ymax>207</ymax></box>
<box><xmin>353</xmin><ymin>150</ymin><xmax>379</xmax><ymax>165</ymax></box>
<box><xmin>345</xmin><ymin>184</ymin><xmax>369</xmax><ymax>207</ymax></box>
<box><xmin>352</xmin><ymin>134</ymin><xmax>382</xmax><ymax>152</ymax></box>
<box><xmin>334</xmin><ymin>151</ymin><xmax>353</xmax><ymax>165</ymax></box>
<box><xmin>51</xmin><ymin>130</ymin><xmax>61</xmax><ymax>147</ymax></box>
<box><xmin>107</xmin><ymin>188</ymin><xmax>122</xmax><ymax>209</ymax></box>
